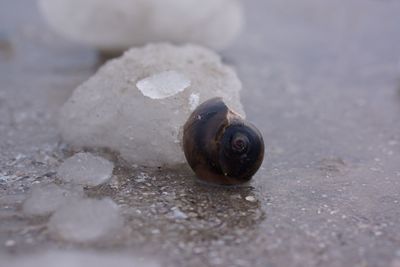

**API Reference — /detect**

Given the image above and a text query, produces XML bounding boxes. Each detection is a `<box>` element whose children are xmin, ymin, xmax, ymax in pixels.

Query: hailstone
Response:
<box><xmin>59</xmin><ymin>43</ymin><xmax>244</xmax><ymax>167</ymax></box>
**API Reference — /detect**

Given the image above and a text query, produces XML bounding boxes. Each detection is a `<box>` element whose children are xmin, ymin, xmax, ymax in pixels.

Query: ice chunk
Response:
<box><xmin>4</xmin><ymin>250</ymin><xmax>160</xmax><ymax>267</ymax></box>
<box><xmin>22</xmin><ymin>184</ymin><xmax>83</xmax><ymax>216</ymax></box>
<box><xmin>48</xmin><ymin>198</ymin><xmax>123</xmax><ymax>243</ymax></box>
<box><xmin>136</xmin><ymin>70</ymin><xmax>191</xmax><ymax>99</ymax></box>
<box><xmin>38</xmin><ymin>0</ymin><xmax>243</xmax><ymax>51</ymax></box>
<box><xmin>59</xmin><ymin>44</ymin><xmax>244</xmax><ymax>167</ymax></box>
<box><xmin>57</xmin><ymin>153</ymin><xmax>114</xmax><ymax>186</ymax></box>
<box><xmin>170</xmin><ymin>207</ymin><xmax>188</xmax><ymax>220</ymax></box>
<box><xmin>245</xmin><ymin>196</ymin><xmax>257</xmax><ymax>202</ymax></box>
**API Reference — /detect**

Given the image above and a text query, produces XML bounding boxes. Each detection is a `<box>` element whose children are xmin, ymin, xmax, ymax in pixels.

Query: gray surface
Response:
<box><xmin>1</xmin><ymin>0</ymin><xmax>400</xmax><ymax>266</ymax></box>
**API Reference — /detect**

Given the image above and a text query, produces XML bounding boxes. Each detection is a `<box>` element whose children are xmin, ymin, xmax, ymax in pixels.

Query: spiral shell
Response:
<box><xmin>183</xmin><ymin>98</ymin><xmax>264</xmax><ymax>185</ymax></box>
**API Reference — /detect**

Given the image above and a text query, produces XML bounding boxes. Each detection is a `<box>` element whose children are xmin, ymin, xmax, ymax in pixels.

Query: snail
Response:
<box><xmin>183</xmin><ymin>97</ymin><xmax>264</xmax><ymax>185</ymax></box>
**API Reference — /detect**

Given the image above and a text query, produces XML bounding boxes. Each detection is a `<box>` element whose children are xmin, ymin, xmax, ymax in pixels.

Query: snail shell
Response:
<box><xmin>183</xmin><ymin>97</ymin><xmax>264</xmax><ymax>185</ymax></box>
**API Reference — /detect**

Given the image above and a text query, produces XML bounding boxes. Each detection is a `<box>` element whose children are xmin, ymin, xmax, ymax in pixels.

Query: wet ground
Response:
<box><xmin>1</xmin><ymin>0</ymin><xmax>400</xmax><ymax>266</ymax></box>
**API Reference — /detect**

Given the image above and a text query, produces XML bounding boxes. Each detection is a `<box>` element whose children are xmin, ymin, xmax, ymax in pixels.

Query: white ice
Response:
<box><xmin>38</xmin><ymin>0</ymin><xmax>243</xmax><ymax>51</ymax></box>
<box><xmin>22</xmin><ymin>184</ymin><xmax>83</xmax><ymax>216</ymax></box>
<box><xmin>48</xmin><ymin>198</ymin><xmax>123</xmax><ymax>242</ymax></box>
<box><xmin>59</xmin><ymin>43</ymin><xmax>244</xmax><ymax>167</ymax></box>
<box><xmin>57</xmin><ymin>153</ymin><xmax>114</xmax><ymax>186</ymax></box>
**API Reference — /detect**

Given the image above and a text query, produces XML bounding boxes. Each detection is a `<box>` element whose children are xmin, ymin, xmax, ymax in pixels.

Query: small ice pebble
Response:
<box><xmin>57</xmin><ymin>153</ymin><xmax>114</xmax><ymax>186</ymax></box>
<box><xmin>22</xmin><ymin>183</ymin><xmax>83</xmax><ymax>216</ymax></box>
<box><xmin>48</xmin><ymin>198</ymin><xmax>123</xmax><ymax>243</ymax></box>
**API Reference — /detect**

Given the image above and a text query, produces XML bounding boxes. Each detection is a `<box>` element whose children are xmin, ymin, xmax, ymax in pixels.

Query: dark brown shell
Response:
<box><xmin>183</xmin><ymin>97</ymin><xmax>264</xmax><ymax>185</ymax></box>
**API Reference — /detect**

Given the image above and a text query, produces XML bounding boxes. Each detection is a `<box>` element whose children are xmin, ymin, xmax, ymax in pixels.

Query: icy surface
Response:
<box><xmin>48</xmin><ymin>198</ymin><xmax>123</xmax><ymax>242</ymax></box>
<box><xmin>3</xmin><ymin>250</ymin><xmax>160</xmax><ymax>267</ymax></box>
<box><xmin>60</xmin><ymin>43</ymin><xmax>244</xmax><ymax>167</ymax></box>
<box><xmin>136</xmin><ymin>70</ymin><xmax>191</xmax><ymax>99</ymax></box>
<box><xmin>22</xmin><ymin>184</ymin><xmax>83</xmax><ymax>216</ymax></box>
<box><xmin>57</xmin><ymin>153</ymin><xmax>114</xmax><ymax>186</ymax></box>
<box><xmin>38</xmin><ymin>0</ymin><xmax>243</xmax><ymax>51</ymax></box>
<box><xmin>2</xmin><ymin>1</ymin><xmax>400</xmax><ymax>267</ymax></box>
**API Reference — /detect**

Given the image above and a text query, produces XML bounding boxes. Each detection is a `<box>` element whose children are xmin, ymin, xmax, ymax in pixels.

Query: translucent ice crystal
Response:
<box><xmin>59</xmin><ymin>43</ymin><xmax>244</xmax><ymax>167</ymax></box>
<box><xmin>48</xmin><ymin>198</ymin><xmax>123</xmax><ymax>243</ymax></box>
<box><xmin>38</xmin><ymin>0</ymin><xmax>243</xmax><ymax>51</ymax></box>
<box><xmin>57</xmin><ymin>153</ymin><xmax>114</xmax><ymax>186</ymax></box>
<box><xmin>136</xmin><ymin>70</ymin><xmax>191</xmax><ymax>99</ymax></box>
<box><xmin>22</xmin><ymin>184</ymin><xmax>83</xmax><ymax>216</ymax></box>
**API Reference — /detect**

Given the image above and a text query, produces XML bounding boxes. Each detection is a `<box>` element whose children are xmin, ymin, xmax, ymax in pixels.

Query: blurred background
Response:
<box><xmin>0</xmin><ymin>0</ymin><xmax>400</xmax><ymax>267</ymax></box>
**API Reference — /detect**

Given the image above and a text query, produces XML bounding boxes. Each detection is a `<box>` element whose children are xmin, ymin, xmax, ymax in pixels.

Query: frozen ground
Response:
<box><xmin>0</xmin><ymin>0</ymin><xmax>400</xmax><ymax>267</ymax></box>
